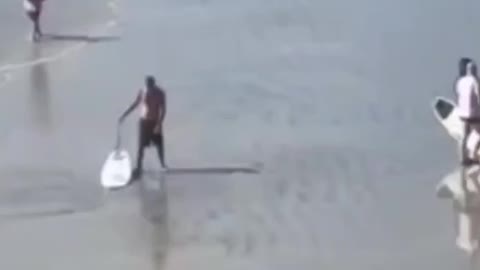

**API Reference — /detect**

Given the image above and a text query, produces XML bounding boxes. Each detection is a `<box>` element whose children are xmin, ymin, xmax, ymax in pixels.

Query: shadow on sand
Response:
<box><xmin>40</xmin><ymin>33</ymin><xmax>121</xmax><ymax>43</ymax></box>
<box><xmin>165</xmin><ymin>166</ymin><xmax>262</xmax><ymax>175</ymax></box>
<box><xmin>137</xmin><ymin>172</ymin><xmax>169</xmax><ymax>269</ymax></box>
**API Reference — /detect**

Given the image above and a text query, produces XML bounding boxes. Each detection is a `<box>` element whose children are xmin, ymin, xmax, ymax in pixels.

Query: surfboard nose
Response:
<box><xmin>434</xmin><ymin>97</ymin><xmax>455</xmax><ymax>120</ymax></box>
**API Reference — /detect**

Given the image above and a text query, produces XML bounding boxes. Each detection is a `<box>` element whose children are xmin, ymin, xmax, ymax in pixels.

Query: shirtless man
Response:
<box><xmin>119</xmin><ymin>76</ymin><xmax>167</xmax><ymax>179</ymax></box>
<box><xmin>455</xmin><ymin>57</ymin><xmax>480</xmax><ymax>166</ymax></box>
<box><xmin>23</xmin><ymin>0</ymin><xmax>45</xmax><ymax>42</ymax></box>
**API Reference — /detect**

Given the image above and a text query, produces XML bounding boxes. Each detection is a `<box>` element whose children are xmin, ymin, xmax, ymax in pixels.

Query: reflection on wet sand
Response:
<box><xmin>137</xmin><ymin>173</ymin><xmax>169</xmax><ymax>269</ymax></box>
<box><xmin>437</xmin><ymin>166</ymin><xmax>480</xmax><ymax>202</ymax></box>
<box><xmin>437</xmin><ymin>166</ymin><xmax>480</xmax><ymax>268</ymax></box>
<box><xmin>29</xmin><ymin>45</ymin><xmax>51</xmax><ymax>130</ymax></box>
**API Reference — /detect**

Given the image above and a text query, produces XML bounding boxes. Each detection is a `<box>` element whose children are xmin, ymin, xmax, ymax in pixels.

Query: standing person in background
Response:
<box><xmin>454</xmin><ymin>58</ymin><xmax>480</xmax><ymax>268</ymax></box>
<box><xmin>119</xmin><ymin>76</ymin><xmax>168</xmax><ymax>179</ymax></box>
<box><xmin>455</xmin><ymin>57</ymin><xmax>480</xmax><ymax>166</ymax></box>
<box><xmin>23</xmin><ymin>0</ymin><xmax>45</xmax><ymax>42</ymax></box>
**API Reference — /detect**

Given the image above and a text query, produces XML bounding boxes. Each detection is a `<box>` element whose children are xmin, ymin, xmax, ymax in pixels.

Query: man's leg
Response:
<box><xmin>133</xmin><ymin>121</ymin><xmax>147</xmax><ymax>179</ymax></box>
<box><xmin>462</xmin><ymin>120</ymin><xmax>474</xmax><ymax>166</ymax></box>
<box><xmin>470</xmin><ymin>122</ymin><xmax>480</xmax><ymax>163</ymax></box>
<box><xmin>34</xmin><ymin>17</ymin><xmax>41</xmax><ymax>38</ymax></box>
<box><xmin>27</xmin><ymin>12</ymin><xmax>37</xmax><ymax>41</ymax></box>
<box><xmin>155</xmin><ymin>133</ymin><xmax>166</xmax><ymax>169</ymax></box>
<box><xmin>134</xmin><ymin>145</ymin><xmax>145</xmax><ymax>175</ymax></box>
<box><xmin>31</xmin><ymin>14</ymin><xmax>42</xmax><ymax>41</ymax></box>
<box><xmin>35</xmin><ymin>9</ymin><xmax>43</xmax><ymax>37</ymax></box>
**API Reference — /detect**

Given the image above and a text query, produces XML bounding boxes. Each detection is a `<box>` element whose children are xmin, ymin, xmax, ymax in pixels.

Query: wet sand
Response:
<box><xmin>0</xmin><ymin>0</ymin><xmax>118</xmax><ymax>87</ymax></box>
<box><xmin>0</xmin><ymin>0</ymin><xmax>479</xmax><ymax>269</ymax></box>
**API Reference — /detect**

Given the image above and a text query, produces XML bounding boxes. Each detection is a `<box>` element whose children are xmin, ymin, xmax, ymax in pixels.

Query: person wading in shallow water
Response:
<box><xmin>23</xmin><ymin>0</ymin><xmax>45</xmax><ymax>42</ymax></box>
<box><xmin>119</xmin><ymin>76</ymin><xmax>167</xmax><ymax>179</ymax></box>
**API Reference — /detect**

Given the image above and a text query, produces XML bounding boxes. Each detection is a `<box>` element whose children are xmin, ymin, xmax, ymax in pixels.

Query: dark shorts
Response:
<box><xmin>461</xmin><ymin>117</ymin><xmax>480</xmax><ymax>124</ymax></box>
<box><xmin>139</xmin><ymin>119</ymin><xmax>163</xmax><ymax>148</ymax></box>
<box><xmin>26</xmin><ymin>10</ymin><xmax>40</xmax><ymax>21</ymax></box>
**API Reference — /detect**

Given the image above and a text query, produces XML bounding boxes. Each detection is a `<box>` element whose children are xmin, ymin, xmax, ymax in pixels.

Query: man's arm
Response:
<box><xmin>119</xmin><ymin>90</ymin><xmax>142</xmax><ymax>123</ymax></box>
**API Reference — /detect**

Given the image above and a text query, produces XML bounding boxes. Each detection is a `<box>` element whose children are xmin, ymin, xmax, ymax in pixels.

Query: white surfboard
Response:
<box><xmin>432</xmin><ymin>96</ymin><xmax>480</xmax><ymax>199</ymax></box>
<box><xmin>433</xmin><ymin>96</ymin><xmax>480</xmax><ymax>199</ymax></box>
<box><xmin>100</xmin><ymin>126</ymin><xmax>132</xmax><ymax>189</ymax></box>
<box><xmin>101</xmin><ymin>150</ymin><xmax>132</xmax><ymax>189</ymax></box>
<box><xmin>432</xmin><ymin>96</ymin><xmax>480</xmax><ymax>158</ymax></box>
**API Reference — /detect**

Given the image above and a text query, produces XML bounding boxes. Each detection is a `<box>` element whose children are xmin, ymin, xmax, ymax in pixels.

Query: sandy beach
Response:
<box><xmin>0</xmin><ymin>0</ymin><xmax>479</xmax><ymax>269</ymax></box>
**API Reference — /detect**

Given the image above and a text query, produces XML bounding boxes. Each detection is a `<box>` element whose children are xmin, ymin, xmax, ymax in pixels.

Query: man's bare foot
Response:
<box><xmin>32</xmin><ymin>32</ymin><xmax>41</xmax><ymax>42</ymax></box>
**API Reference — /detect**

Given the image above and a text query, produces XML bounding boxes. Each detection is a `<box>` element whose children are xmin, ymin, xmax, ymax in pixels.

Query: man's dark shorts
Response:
<box><xmin>25</xmin><ymin>2</ymin><xmax>41</xmax><ymax>21</ymax></box>
<box><xmin>461</xmin><ymin>117</ymin><xmax>480</xmax><ymax>124</ymax></box>
<box><xmin>26</xmin><ymin>11</ymin><xmax>40</xmax><ymax>21</ymax></box>
<box><xmin>138</xmin><ymin>119</ymin><xmax>162</xmax><ymax>148</ymax></box>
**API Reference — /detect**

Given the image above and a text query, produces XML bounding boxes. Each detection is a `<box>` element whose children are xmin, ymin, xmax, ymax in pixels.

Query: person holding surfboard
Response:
<box><xmin>23</xmin><ymin>0</ymin><xmax>45</xmax><ymax>42</ymax></box>
<box><xmin>119</xmin><ymin>76</ymin><xmax>167</xmax><ymax>179</ymax></box>
<box><xmin>455</xmin><ymin>57</ymin><xmax>480</xmax><ymax>166</ymax></box>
